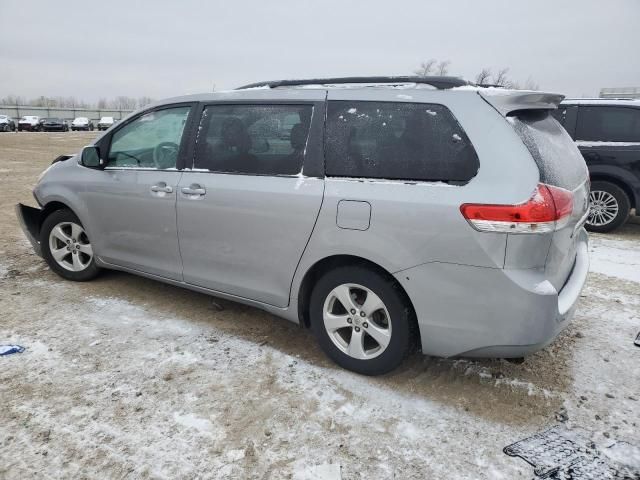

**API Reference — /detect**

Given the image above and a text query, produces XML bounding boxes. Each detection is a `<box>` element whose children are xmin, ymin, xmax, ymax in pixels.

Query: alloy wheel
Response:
<box><xmin>48</xmin><ymin>222</ymin><xmax>93</xmax><ymax>272</ymax></box>
<box><xmin>587</xmin><ymin>190</ymin><xmax>619</xmax><ymax>227</ymax></box>
<box><xmin>323</xmin><ymin>283</ymin><xmax>392</xmax><ymax>360</ymax></box>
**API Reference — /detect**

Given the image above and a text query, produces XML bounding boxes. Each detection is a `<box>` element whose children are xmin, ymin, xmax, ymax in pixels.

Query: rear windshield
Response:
<box><xmin>508</xmin><ymin>111</ymin><xmax>587</xmax><ymax>190</ymax></box>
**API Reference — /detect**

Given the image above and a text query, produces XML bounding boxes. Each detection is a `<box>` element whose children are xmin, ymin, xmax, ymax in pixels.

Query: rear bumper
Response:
<box><xmin>15</xmin><ymin>203</ymin><xmax>43</xmax><ymax>257</ymax></box>
<box><xmin>395</xmin><ymin>228</ymin><xmax>589</xmax><ymax>358</ymax></box>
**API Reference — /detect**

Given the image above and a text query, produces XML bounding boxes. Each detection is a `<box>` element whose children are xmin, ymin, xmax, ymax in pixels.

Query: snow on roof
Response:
<box><xmin>561</xmin><ymin>98</ymin><xmax>640</xmax><ymax>106</ymax></box>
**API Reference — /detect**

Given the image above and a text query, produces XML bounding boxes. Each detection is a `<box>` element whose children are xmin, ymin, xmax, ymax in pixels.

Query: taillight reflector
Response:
<box><xmin>460</xmin><ymin>183</ymin><xmax>573</xmax><ymax>233</ymax></box>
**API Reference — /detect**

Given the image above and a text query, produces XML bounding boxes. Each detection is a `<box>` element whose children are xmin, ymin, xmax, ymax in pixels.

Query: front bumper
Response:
<box><xmin>395</xmin><ymin>229</ymin><xmax>590</xmax><ymax>358</ymax></box>
<box><xmin>15</xmin><ymin>203</ymin><xmax>43</xmax><ymax>257</ymax></box>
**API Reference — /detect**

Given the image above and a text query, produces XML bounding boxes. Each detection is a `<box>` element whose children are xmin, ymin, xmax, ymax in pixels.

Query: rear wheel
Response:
<box><xmin>586</xmin><ymin>181</ymin><xmax>630</xmax><ymax>233</ymax></box>
<box><xmin>41</xmin><ymin>209</ymin><xmax>101</xmax><ymax>281</ymax></box>
<box><xmin>310</xmin><ymin>265</ymin><xmax>415</xmax><ymax>375</ymax></box>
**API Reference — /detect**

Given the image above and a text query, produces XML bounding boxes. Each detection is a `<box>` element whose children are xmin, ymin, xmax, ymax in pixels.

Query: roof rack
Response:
<box><xmin>236</xmin><ymin>76</ymin><xmax>470</xmax><ymax>90</ymax></box>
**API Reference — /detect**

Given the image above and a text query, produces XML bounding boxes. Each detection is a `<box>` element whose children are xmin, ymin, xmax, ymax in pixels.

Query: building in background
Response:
<box><xmin>600</xmin><ymin>87</ymin><xmax>640</xmax><ymax>99</ymax></box>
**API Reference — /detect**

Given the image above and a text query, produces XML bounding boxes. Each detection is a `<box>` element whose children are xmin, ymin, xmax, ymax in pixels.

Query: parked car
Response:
<box><xmin>41</xmin><ymin>118</ymin><xmax>69</xmax><ymax>132</ymax></box>
<box><xmin>71</xmin><ymin>117</ymin><xmax>94</xmax><ymax>131</ymax></box>
<box><xmin>16</xmin><ymin>77</ymin><xmax>590</xmax><ymax>375</ymax></box>
<box><xmin>97</xmin><ymin>116</ymin><xmax>115</xmax><ymax>131</ymax></box>
<box><xmin>552</xmin><ymin>99</ymin><xmax>640</xmax><ymax>232</ymax></box>
<box><xmin>18</xmin><ymin>116</ymin><xmax>41</xmax><ymax>131</ymax></box>
<box><xmin>0</xmin><ymin>115</ymin><xmax>16</xmax><ymax>132</ymax></box>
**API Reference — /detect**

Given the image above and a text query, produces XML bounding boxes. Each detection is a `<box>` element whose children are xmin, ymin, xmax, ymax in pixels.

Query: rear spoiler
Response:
<box><xmin>477</xmin><ymin>90</ymin><xmax>565</xmax><ymax>116</ymax></box>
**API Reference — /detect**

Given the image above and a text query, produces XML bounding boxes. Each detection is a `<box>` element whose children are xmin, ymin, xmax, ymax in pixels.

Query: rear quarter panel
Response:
<box><xmin>291</xmin><ymin>90</ymin><xmax>541</xmax><ymax>303</ymax></box>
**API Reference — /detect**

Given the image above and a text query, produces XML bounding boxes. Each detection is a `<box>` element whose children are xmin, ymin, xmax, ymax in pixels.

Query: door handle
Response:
<box><xmin>181</xmin><ymin>185</ymin><xmax>206</xmax><ymax>196</ymax></box>
<box><xmin>151</xmin><ymin>183</ymin><xmax>173</xmax><ymax>193</ymax></box>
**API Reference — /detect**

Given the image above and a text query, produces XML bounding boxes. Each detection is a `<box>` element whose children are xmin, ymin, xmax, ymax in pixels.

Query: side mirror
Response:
<box><xmin>80</xmin><ymin>146</ymin><xmax>104</xmax><ymax>168</ymax></box>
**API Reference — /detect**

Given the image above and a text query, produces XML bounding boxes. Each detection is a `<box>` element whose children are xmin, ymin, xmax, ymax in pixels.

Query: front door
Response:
<box><xmin>81</xmin><ymin>105</ymin><xmax>193</xmax><ymax>280</ymax></box>
<box><xmin>177</xmin><ymin>102</ymin><xmax>325</xmax><ymax>307</ymax></box>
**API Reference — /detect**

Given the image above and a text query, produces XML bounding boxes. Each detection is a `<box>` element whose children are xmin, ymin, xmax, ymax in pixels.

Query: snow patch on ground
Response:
<box><xmin>293</xmin><ymin>461</ymin><xmax>342</xmax><ymax>480</ymax></box>
<box><xmin>173</xmin><ymin>412</ymin><xmax>214</xmax><ymax>434</ymax></box>
<box><xmin>589</xmin><ymin>234</ymin><xmax>640</xmax><ymax>282</ymax></box>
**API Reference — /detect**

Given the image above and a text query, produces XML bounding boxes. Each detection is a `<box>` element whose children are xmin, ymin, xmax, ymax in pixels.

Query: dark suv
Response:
<box><xmin>552</xmin><ymin>99</ymin><xmax>640</xmax><ymax>232</ymax></box>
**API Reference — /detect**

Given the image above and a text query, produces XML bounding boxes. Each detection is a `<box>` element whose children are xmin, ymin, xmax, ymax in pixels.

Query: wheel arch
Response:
<box><xmin>589</xmin><ymin>172</ymin><xmax>637</xmax><ymax>210</ymax></box>
<box><xmin>296</xmin><ymin>254</ymin><xmax>417</xmax><ymax>331</ymax></box>
<box><xmin>40</xmin><ymin>201</ymin><xmax>78</xmax><ymax>228</ymax></box>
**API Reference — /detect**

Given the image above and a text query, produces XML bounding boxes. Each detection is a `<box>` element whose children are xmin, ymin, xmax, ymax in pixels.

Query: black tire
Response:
<box><xmin>586</xmin><ymin>181</ymin><xmax>630</xmax><ymax>233</ymax></box>
<box><xmin>41</xmin><ymin>209</ymin><xmax>101</xmax><ymax>281</ymax></box>
<box><xmin>309</xmin><ymin>265</ymin><xmax>416</xmax><ymax>375</ymax></box>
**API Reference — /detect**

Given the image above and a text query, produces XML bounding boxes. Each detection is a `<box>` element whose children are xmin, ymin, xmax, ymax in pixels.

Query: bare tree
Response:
<box><xmin>436</xmin><ymin>60</ymin><xmax>450</xmax><ymax>76</ymax></box>
<box><xmin>492</xmin><ymin>68</ymin><xmax>510</xmax><ymax>87</ymax></box>
<box><xmin>110</xmin><ymin>96</ymin><xmax>138</xmax><ymax>110</ymax></box>
<box><xmin>0</xmin><ymin>94</ymin><xmax>25</xmax><ymax>105</ymax></box>
<box><xmin>475</xmin><ymin>68</ymin><xmax>492</xmax><ymax>85</ymax></box>
<box><xmin>137</xmin><ymin>96</ymin><xmax>154</xmax><ymax>108</ymax></box>
<box><xmin>523</xmin><ymin>76</ymin><xmax>540</xmax><ymax>91</ymax></box>
<box><xmin>414</xmin><ymin>59</ymin><xmax>437</xmax><ymax>76</ymax></box>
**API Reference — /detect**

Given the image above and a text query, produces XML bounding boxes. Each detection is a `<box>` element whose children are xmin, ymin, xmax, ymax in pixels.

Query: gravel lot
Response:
<box><xmin>1</xmin><ymin>132</ymin><xmax>639</xmax><ymax>479</ymax></box>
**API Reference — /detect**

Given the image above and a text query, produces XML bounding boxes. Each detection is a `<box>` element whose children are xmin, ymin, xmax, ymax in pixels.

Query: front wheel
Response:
<box><xmin>586</xmin><ymin>181</ymin><xmax>630</xmax><ymax>233</ymax></box>
<box><xmin>41</xmin><ymin>209</ymin><xmax>101</xmax><ymax>281</ymax></box>
<box><xmin>310</xmin><ymin>265</ymin><xmax>416</xmax><ymax>375</ymax></box>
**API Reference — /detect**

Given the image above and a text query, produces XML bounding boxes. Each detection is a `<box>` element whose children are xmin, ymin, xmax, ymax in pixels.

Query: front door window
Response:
<box><xmin>108</xmin><ymin>107</ymin><xmax>191</xmax><ymax>169</ymax></box>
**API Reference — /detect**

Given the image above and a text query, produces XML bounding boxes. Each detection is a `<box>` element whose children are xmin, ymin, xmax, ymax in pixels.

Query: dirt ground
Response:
<box><xmin>1</xmin><ymin>132</ymin><xmax>639</xmax><ymax>479</ymax></box>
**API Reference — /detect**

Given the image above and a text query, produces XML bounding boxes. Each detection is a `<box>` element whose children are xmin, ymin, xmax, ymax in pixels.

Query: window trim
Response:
<box><xmin>97</xmin><ymin>102</ymin><xmax>198</xmax><ymax>172</ymax></box>
<box><xmin>323</xmin><ymin>99</ymin><xmax>479</xmax><ymax>185</ymax></box>
<box><xmin>187</xmin><ymin>100</ymin><xmax>326</xmax><ymax>178</ymax></box>
<box><xmin>575</xmin><ymin>105</ymin><xmax>640</xmax><ymax>143</ymax></box>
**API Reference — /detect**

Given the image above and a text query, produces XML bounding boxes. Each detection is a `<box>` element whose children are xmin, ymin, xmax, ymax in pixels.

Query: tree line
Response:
<box><xmin>0</xmin><ymin>95</ymin><xmax>155</xmax><ymax>110</ymax></box>
<box><xmin>414</xmin><ymin>59</ymin><xmax>539</xmax><ymax>90</ymax></box>
<box><xmin>1</xmin><ymin>65</ymin><xmax>538</xmax><ymax>109</ymax></box>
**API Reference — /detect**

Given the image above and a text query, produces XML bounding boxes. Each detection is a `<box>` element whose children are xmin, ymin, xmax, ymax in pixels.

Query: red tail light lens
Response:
<box><xmin>460</xmin><ymin>183</ymin><xmax>574</xmax><ymax>233</ymax></box>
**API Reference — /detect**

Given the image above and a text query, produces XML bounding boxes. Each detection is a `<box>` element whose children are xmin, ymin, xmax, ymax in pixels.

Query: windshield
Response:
<box><xmin>74</xmin><ymin>117</ymin><xmax>88</xmax><ymax>122</ymax></box>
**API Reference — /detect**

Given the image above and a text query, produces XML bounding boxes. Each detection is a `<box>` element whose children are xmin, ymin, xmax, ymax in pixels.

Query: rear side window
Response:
<box><xmin>325</xmin><ymin>101</ymin><xmax>479</xmax><ymax>183</ymax></box>
<box><xmin>509</xmin><ymin>111</ymin><xmax>587</xmax><ymax>189</ymax></box>
<box><xmin>575</xmin><ymin>106</ymin><xmax>640</xmax><ymax>142</ymax></box>
<box><xmin>194</xmin><ymin>104</ymin><xmax>313</xmax><ymax>175</ymax></box>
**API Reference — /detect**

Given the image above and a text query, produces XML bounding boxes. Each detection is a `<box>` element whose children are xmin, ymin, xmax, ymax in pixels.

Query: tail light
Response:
<box><xmin>460</xmin><ymin>183</ymin><xmax>573</xmax><ymax>234</ymax></box>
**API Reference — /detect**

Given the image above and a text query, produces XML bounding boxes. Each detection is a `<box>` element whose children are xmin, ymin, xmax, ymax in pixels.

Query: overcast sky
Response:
<box><xmin>1</xmin><ymin>0</ymin><xmax>639</xmax><ymax>102</ymax></box>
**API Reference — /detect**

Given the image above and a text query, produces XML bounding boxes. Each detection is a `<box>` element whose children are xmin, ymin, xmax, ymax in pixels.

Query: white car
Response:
<box><xmin>0</xmin><ymin>115</ymin><xmax>16</xmax><ymax>132</ymax></box>
<box><xmin>97</xmin><ymin>116</ymin><xmax>115</xmax><ymax>131</ymax></box>
<box><xmin>71</xmin><ymin>117</ymin><xmax>94</xmax><ymax>131</ymax></box>
<box><xmin>18</xmin><ymin>116</ymin><xmax>41</xmax><ymax>132</ymax></box>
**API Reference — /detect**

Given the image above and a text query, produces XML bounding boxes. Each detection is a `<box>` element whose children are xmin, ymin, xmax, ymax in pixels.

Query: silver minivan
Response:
<box><xmin>17</xmin><ymin>77</ymin><xmax>590</xmax><ymax>375</ymax></box>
